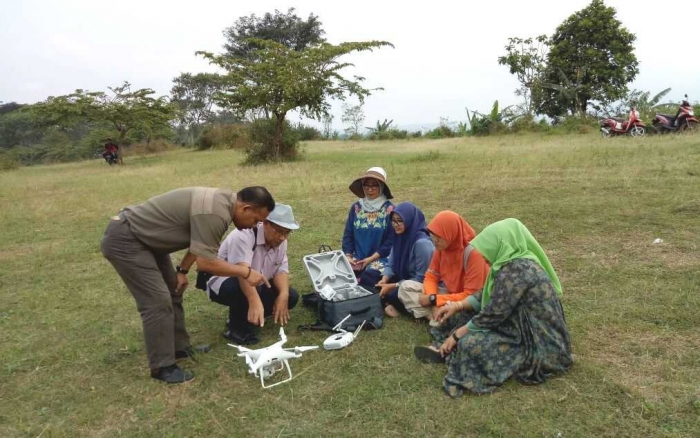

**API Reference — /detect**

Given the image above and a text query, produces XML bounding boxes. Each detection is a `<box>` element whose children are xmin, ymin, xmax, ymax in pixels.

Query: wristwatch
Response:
<box><xmin>428</xmin><ymin>294</ymin><xmax>437</xmax><ymax>306</ymax></box>
<box><xmin>176</xmin><ymin>265</ymin><xmax>189</xmax><ymax>275</ymax></box>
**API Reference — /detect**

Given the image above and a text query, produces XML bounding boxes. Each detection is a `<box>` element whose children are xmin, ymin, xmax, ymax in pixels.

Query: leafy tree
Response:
<box><xmin>365</xmin><ymin>118</ymin><xmax>393</xmax><ymax>134</ymax></box>
<box><xmin>321</xmin><ymin>114</ymin><xmax>334</xmax><ymax>139</ymax></box>
<box><xmin>34</xmin><ymin>82</ymin><xmax>176</xmax><ymax>164</ymax></box>
<box><xmin>170</xmin><ymin>73</ymin><xmax>223</xmax><ymax>144</ymax></box>
<box><xmin>198</xmin><ymin>40</ymin><xmax>391</xmax><ymax>160</ymax></box>
<box><xmin>341</xmin><ymin>103</ymin><xmax>366</xmax><ymax>137</ymax></box>
<box><xmin>539</xmin><ymin>0</ymin><xmax>639</xmax><ymax>117</ymax></box>
<box><xmin>497</xmin><ymin>35</ymin><xmax>549</xmax><ymax>115</ymax></box>
<box><xmin>223</xmin><ymin>8</ymin><xmax>325</xmax><ymax>58</ymax></box>
<box><xmin>0</xmin><ymin>104</ymin><xmax>44</xmax><ymax>149</ymax></box>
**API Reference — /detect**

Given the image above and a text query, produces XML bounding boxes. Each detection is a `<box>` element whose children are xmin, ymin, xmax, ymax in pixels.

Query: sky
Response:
<box><xmin>1</xmin><ymin>0</ymin><xmax>698</xmax><ymax>130</ymax></box>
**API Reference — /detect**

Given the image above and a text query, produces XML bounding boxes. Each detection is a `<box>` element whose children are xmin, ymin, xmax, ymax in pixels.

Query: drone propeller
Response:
<box><xmin>283</xmin><ymin>346</ymin><xmax>319</xmax><ymax>354</ymax></box>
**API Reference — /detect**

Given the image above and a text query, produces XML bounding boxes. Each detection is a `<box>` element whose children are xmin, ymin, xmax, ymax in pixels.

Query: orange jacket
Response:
<box><xmin>423</xmin><ymin>249</ymin><xmax>489</xmax><ymax>307</ymax></box>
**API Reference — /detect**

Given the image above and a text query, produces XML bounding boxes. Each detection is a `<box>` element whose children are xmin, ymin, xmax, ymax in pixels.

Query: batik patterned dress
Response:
<box><xmin>430</xmin><ymin>258</ymin><xmax>572</xmax><ymax>396</ymax></box>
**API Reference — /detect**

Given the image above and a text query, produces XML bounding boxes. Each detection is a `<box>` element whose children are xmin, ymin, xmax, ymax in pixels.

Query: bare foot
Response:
<box><xmin>384</xmin><ymin>304</ymin><xmax>400</xmax><ymax>318</ymax></box>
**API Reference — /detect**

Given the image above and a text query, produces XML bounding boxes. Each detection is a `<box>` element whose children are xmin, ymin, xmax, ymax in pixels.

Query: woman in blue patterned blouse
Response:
<box><xmin>342</xmin><ymin>167</ymin><xmax>395</xmax><ymax>289</ymax></box>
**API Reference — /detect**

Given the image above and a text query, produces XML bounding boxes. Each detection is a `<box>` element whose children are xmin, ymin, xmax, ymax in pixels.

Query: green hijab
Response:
<box><xmin>470</xmin><ymin>218</ymin><xmax>562</xmax><ymax>308</ymax></box>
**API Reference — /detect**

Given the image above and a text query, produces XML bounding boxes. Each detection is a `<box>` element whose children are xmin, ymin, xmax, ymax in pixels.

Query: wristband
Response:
<box><xmin>176</xmin><ymin>265</ymin><xmax>188</xmax><ymax>275</ymax></box>
<box><xmin>244</xmin><ymin>266</ymin><xmax>252</xmax><ymax>279</ymax></box>
<box><xmin>452</xmin><ymin>332</ymin><xmax>460</xmax><ymax>343</ymax></box>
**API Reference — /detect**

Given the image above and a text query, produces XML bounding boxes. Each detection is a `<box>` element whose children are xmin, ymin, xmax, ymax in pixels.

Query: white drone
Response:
<box><xmin>323</xmin><ymin>315</ymin><xmax>366</xmax><ymax>350</ymax></box>
<box><xmin>228</xmin><ymin>327</ymin><xmax>318</xmax><ymax>389</ymax></box>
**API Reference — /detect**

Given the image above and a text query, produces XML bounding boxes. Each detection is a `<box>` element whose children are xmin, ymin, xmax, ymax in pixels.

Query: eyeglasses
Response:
<box><xmin>267</xmin><ymin>222</ymin><xmax>292</xmax><ymax>237</ymax></box>
<box><xmin>362</xmin><ymin>183</ymin><xmax>380</xmax><ymax>189</ymax></box>
<box><xmin>391</xmin><ymin>218</ymin><xmax>404</xmax><ymax>227</ymax></box>
<box><xmin>429</xmin><ymin>233</ymin><xmax>443</xmax><ymax>243</ymax></box>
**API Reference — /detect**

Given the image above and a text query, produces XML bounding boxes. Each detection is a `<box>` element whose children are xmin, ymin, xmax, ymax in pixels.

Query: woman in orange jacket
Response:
<box><xmin>397</xmin><ymin>210</ymin><xmax>489</xmax><ymax>323</ymax></box>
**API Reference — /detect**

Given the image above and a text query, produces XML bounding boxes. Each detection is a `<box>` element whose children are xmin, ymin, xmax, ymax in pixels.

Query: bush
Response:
<box><xmin>0</xmin><ymin>152</ymin><xmax>20</xmax><ymax>171</ymax></box>
<box><xmin>554</xmin><ymin>116</ymin><xmax>599</xmax><ymax>134</ymax></box>
<box><xmin>244</xmin><ymin>118</ymin><xmax>301</xmax><ymax>165</ymax></box>
<box><xmin>196</xmin><ymin>124</ymin><xmax>252</xmax><ymax>150</ymax></box>
<box><xmin>123</xmin><ymin>139</ymin><xmax>177</xmax><ymax>157</ymax></box>
<box><xmin>410</xmin><ymin>131</ymin><xmax>423</xmax><ymax>138</ymax></box>
<box><xmin>366</xmin><ymin>128</ymin><xmax>409</xmax><ymax>140</ymax></box>
<box><xmin>425</xmin><ymin>125</ymin><xmax>454</xmax><ymax>139</ymax></box>
<box><xmin>292</xmin><ymin>123</ymin><xmax>322</xmax><ymax>141</ymax></box>
<box><xmin>510</xmin><ymin>115</ymin><xmax>551</xmax><ymax>134</ymax></box>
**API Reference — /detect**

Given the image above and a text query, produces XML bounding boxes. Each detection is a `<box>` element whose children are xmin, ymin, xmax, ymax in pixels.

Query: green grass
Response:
<box><xmin>2</xmin><ymin>133</ymin><xmax>700</xmax><ymax>437</ymax></box>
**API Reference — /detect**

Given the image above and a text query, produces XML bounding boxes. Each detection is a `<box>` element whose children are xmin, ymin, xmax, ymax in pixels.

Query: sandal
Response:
<box><xmin>413</xmin><ymin>346</ymin><xmax>445</xmax><ymax>364</ymax></box>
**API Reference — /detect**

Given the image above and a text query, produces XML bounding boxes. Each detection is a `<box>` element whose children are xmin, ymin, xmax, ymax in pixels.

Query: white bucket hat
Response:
<box><xmin>267</xmin><ymin>203</ymin><xmax>299</xmax><ymax>230</ymax></box>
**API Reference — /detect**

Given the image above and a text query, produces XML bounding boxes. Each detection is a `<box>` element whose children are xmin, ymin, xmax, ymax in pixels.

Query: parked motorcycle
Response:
<box><xmin>651</xmin><ymin>94</ymin><xmax>698</xmax><ymax>134</ymax></box>
<box><xmin>600</xmin><ymin>107</ymin><xmax>646</xmax><ymax>137</ymax></box>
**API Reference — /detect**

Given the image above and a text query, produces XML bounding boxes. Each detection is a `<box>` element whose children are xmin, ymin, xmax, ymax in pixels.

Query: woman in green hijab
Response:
<box><xmin>414</xmin><ymin>218</ymin><xmax>572</xmax><ymax>397</ymax></box>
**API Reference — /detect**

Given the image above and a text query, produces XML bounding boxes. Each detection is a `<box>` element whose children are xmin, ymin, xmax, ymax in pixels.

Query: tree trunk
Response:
<box><xmin>274</xmin><ymin>113</ymin><xmax>285</xmax><ymax>161</ymax></box>
<box><xmin>118</xmin><ymin>131</ymin><xmax>125</xmax><ymax>165</ymax></box>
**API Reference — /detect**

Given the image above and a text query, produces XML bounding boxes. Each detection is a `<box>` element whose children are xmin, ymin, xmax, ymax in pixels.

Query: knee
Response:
<box><xmin>287</xmin><ymin>287</ymin><xmax>299</xmax><ymax>309</ymax></box>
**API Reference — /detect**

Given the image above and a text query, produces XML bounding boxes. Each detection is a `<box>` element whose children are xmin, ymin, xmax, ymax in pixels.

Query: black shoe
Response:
<box><xmin>150</xmin><ymin>364</ymin><xmax>194</xmax><ymax>384</ymax></box>
<box><xmin>175</xmin><ymin>344</ymin><xmax>211</xmax><ymax>360</ymax></box>
<box><xmin>222</xmin><ymin>329</ymin><xmax>260</xmax><ymax>345</ymax></box>
<box><xmin>414</xmin><ymin>346</ymin><xmax>446</xmax><ymax>364</ymax></box>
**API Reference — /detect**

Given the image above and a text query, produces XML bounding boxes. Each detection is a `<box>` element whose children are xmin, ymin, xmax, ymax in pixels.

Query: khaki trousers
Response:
<box><xmin>101</xmin><ymin>216</ymin><xmax>190</xmax><ymax>370</ymax></box>
<box><xmin>397</xmin><ymin>280</ymin><xmax>445</xmax><ymax>319</ymax></box>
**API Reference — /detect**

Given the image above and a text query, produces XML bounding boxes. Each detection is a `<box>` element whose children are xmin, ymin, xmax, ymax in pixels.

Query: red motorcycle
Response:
<box><xmin>600</xmin><ymin>107</ymin><xmax>646</xmax><ymax>137</ymax></box>
<box><xmin>651</xmin><ymin>94</ymin><xmax>698</xmax><ymax>134</ymax></box>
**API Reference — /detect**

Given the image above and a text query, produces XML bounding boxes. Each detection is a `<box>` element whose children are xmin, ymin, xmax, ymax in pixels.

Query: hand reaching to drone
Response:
<box><xmin>273</xmin><ymin>294</ymin><xmax>290</xmax><ymax>326</ymax></box>
<box><xmin>248</xmin><ymin>301</ymin><xmax>265</xmax><ymax>327</ymax></box>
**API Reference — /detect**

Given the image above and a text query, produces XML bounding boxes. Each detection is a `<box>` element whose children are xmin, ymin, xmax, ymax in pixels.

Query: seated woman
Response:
<box><xmin>376</xmin><ymin>202</ymin><xmax>435</xmax><ymax>317</ymax></box>
<box><xmin>414</xmin><ymin>218</ymin><xmax>573</xmax><ymax>397</ymax></box>
<box><xmin>398</xmin><ymin>211</ymin><xmax>488</xmax><ymax>322</ymax></box>
<box><xmin>342</xmin><ymin>167</ymin><xmax>395</xmax><ymax>289</ymax></box>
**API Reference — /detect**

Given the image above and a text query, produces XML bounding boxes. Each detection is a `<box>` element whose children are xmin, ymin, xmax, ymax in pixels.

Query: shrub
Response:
<box><xmin>244</xmin><ymin>118</ymin><xmax>301</xmax><ymax>165</ymax></box>
<box><xmin>0</xmin><ymin>152</ymin><xmax>19</xmax><ymax>171</ymax></box>
<box><xmin>554</xmin><ymin>116</ymin><xmax>598</xmax><ymax>134</ymax></box>
<box><xmin>425</xmin><ymin>125</ymin><xmax>454</xmax><ymax>139</ymax></box>
<box><xmin>196</xmin><ymin>124</ymin><xmax>251</xmax><ymax>150</ymax></box>
<box><xmin>366</xmin><ymin>128</ymin><xmax>409</xmax><ymax>140</ymax></box>
<box><xmin>292</xmin><ymin>123</ymin><xmax>322</xmax><ymax>141</ymax></box>
<box><xmin>123</xmin><ymin>139</ymin><xmax>177</xmax><ymax>157</ymax></box>
<box><xmin>410</xmin><ymin>131</ymin><xmax>423</xmax><ymax>138</ymax></box>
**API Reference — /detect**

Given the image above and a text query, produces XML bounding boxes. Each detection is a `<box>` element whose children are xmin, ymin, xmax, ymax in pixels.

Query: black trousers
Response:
<box><xmin>208</xmin><ymin>277</ymin><xmax>299</xmax><ymax>330</ymax></box>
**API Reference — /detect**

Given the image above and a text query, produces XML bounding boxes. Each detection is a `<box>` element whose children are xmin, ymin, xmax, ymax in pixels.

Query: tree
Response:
<box><xmin>170</xmin><ymin>73</ymin><xmax>223</xmax><ymax>144</ymax></box>
<box><xmin>34</xmin><ymin>82</ymin><xmax>176</xmax><ymax>164</ymax></box>
<box><xmin>321</xmin><ymin>114</ymin><xmax>334</xmax><ymax>139</ymax></box>
<box><xmin>365</xmin><ymin>118</ymin><xmax>393</xmax><ymax>135</ymax></box>
<box><xmin>498</xmin><ymin>35</ymin><xmax>549</xmax><ymax>115</ymax></box>
<box><xmin>223</xmin><ymin>8</ymin><xmax>325</xmax><ymax>58</ymax></box>
<box><xmin>539</xmin><ymin>0</ymin><xmax>639</xmax><ymax>117</ymax></box>
<box><xmin>198</xmin><ymin>39</ymin><xmax>392</xmax><ymax>160</ymax></box>
<box><xmin>341</xmin><ymin>103</ymin><xmax>365</xmax><ymax>137</ymax></box>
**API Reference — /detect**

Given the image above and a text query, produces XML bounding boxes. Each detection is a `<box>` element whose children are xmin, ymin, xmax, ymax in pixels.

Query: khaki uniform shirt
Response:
<box><xmin>123</xmin><ymin>187</ymin><xmax>236</xmax><ymax>258</ymax></box>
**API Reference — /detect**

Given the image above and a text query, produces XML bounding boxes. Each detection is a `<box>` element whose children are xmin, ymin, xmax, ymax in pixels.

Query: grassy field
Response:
<box><xmin>1</xmin><ymin>133</ymin><xmax>700</xmax><ymax>437</ymax></box>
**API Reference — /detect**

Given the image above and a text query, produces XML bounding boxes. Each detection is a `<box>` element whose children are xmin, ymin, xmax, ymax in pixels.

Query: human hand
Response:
<box><xmin>431</xmin><ymin>305</ymin><xmax>442</xmax><ymax>321</ymax></box>
<box><xmin>439</xmin><ymin>337</ymin><xmax>457</xmax><ymax>357</ymax></box>
<box><xmin>175</xmin><ymin>272</ymin><xmax>189</xmax><ymax>296</ymax></box>
<box><xmin>378</xmin><ymin>284</ymin><xmax>395</xmax><ymax>297</ymax></box>
<box><xmin>436</xmin><ymin>304</ymin><xmax>458</xmax><ymax>324</ymax></box>
<box><xmin>245</xmin><ymin>268</ymin><xmax>271</xmax><ymax>288</ymax></box>
<box><xmin>360</xmin><ymin>258</ymin><xmax>373</xmax><ymax>270</ymax></box>
<box><xmin>273</xmin><ymin>294</ymin><xmax>290</xmax><ymax>326</ymax></box>
<box><xmin>247</xmin><ymin>301</ymin><xmax>265</xmax><ymax>327</ymax></box>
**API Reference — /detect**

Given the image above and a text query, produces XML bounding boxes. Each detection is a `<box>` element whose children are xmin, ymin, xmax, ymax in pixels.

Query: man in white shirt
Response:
<box><xmin>205</xmin><ymin>203</ymin><xmax>300</xmax><ymax>345</ymax></box>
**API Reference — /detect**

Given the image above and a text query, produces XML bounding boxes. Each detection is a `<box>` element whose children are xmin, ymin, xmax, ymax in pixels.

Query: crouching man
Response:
<box><xmin>204</xmin><ymin>203</ymin><xmax>300</xmax><ymax>345</ymax></box>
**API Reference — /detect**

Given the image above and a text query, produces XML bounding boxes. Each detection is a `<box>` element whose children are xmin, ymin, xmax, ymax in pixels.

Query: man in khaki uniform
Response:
<box><xmin>101</xmin><ymin>186</ymin><xmax>274</xmax><ymax>383</ymax></box>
